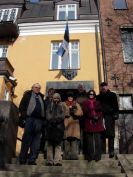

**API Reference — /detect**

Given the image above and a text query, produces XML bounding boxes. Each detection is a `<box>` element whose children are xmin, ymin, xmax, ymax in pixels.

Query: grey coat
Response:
<box><xmin>46</xmin><ymin>101</ymin><xmax>68</xmax><ymax>145</ymax></box>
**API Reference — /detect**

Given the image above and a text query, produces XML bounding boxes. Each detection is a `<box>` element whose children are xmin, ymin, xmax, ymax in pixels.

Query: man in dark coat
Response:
<box><xmin>97</xmin><ymin>82</ymin><xmax>119</xmax><ymax>158</ymax></box>
<box><xmin>40</xmin><ymin>88</ymin><xmax>55</xmax><ymax>153</ymax></box>
<box><xmin>19</xmin><ymin>83</ymin><xmax>45</xmax><ymax>165</ymax></box>
<box><xmin>76</xmin><ymin>84</ymin><xmax>88</xmax><ymax>155</ymax></box>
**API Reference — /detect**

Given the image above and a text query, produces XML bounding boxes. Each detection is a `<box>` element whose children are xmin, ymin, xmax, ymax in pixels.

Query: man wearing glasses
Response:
<box><xmin>19</xmin><ymin>83</ymin><xmax>45</xmax><ymax>165</ymax></box>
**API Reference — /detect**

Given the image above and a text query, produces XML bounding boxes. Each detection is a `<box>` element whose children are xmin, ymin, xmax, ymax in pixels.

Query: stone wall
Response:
<box><xmin>118</xmin><ymin>113</ymin><xmax>133</xmax><ymax>153</ymax></box>
<box><xmin>0</xmin><ymin>101</ymin><xmax>19</xmax><ymax>163</ymax></box>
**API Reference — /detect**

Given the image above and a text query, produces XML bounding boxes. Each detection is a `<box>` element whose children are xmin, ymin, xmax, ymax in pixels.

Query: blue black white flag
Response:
<box><xmin>56</xmin><ymin>22</ymin><xmax>69</xmax><ymax>58</ymax></box>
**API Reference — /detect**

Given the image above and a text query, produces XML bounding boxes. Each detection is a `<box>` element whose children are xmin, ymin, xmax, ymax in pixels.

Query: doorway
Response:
<box><xmin>55</xmin><ymin>89</ymin><xmax>78</xmax><ymax>101</ymax></box>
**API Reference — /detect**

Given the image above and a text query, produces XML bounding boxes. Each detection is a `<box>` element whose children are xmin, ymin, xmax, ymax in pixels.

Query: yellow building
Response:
<box><xmin>0</xmin><ymin>0</ymin><xmax>103</xmax><ymax>103</ymax></box>
<box><xmin>0</xmin><ymin>0</ymin><xmax>103</xmax><ymax>153</ymax></box>
<box><xmin>10</xmin><ymin>20</ymin><xmax>103</xmax><ymax>104</ymax></box>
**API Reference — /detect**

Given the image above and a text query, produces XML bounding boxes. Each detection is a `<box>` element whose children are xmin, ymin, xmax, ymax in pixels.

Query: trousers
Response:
<box><xmin>19</xmin><ymin>117</ymin><xmax>43</xmax><ymax>163</ymax></box>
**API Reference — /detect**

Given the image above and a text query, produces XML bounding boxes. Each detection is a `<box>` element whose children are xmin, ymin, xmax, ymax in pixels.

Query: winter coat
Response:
<box><xmin>46</xmin><ymin>101</ymin><xmax>68</xmax><ymax>145</ymax></box>
<box><xmin>76</xmin><ymin>91</ymin><xmax>88</xmax><ymax>108</ymax></box>
<box><xmin>18</xmin><ymin>90</ymin><xmax>45</xmax><ymax>128</ymax></box>
<box><xmin>82</xmin><ymin>99</ymin><xmax>104</xmax><ymax>133</ymax></box>
<box><xmin>64</xmin><ymin>101</ymin><xmax>83</xmax><ymax>140</ymax></box>
<box><xmin>19</xmin><ymin>90</ymin><xmax>45</xmax><ymax>119</ymax></box>
<box><xmin>97</xmin><ymin>90</ymin><xmax>119</xmax><ymax>137</ymax></box>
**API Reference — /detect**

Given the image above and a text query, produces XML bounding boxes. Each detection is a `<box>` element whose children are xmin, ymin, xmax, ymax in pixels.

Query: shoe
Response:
<box><xmin>28</xmin><ymin>161</ymin><xmax>37</xmax><ymax>165</ymax></box>
<box><xmin>46</xmin><ymin>162</ymin><xmax>53</xmax><ymax>166</ymax></box>
<box><xmin>0</xmin><ymin>163</ymin><xmax>6</xmax><ymax>170</ymax></box>
<box><xmin>109</xmin><ymin>152</ymin><xmax>114</xmax><ymax>158</ymax></box>
<box><xmin>19</xmin><ymin>161</ymin><xmax>26</xmax><ymax>165</ymax></box>
<box><xmin>54</xmin><ymin>162</ymin><xmax>62</xmax><ymax>166</ymax></box>
<box><xmin>95</xmin><ymin>155</ymin><xmax>101</xmax><ymax>162</ymax></box>
<box><xmin>95</xmin><ymin>157</ymin><xmax>101</xmax><ymax>162</ymax></box>
<box><xmin>88</xmin><ymin>159</ymin><xmax>92</xmax><ymax>163</ymax></box>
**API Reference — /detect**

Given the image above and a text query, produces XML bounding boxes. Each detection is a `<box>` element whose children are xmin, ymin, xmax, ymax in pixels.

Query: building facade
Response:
<box><xmin>0</xmin><ymin>0</ymin><xmax>103</xmax><ymax>153</ymax></box>
<box><xmin>99</xmin><ymin>0</ymin><xmax>133</xmax><ymax>93</ymax></box>
<box><xmin>99</xmin><ymin>0</ymin><xmax>133</xmax><ymax>153</ymax></box>
<box><xmin>0</xmin><ymin>0</ymin><xmax>103</xmax><ymax>105</ymax></box>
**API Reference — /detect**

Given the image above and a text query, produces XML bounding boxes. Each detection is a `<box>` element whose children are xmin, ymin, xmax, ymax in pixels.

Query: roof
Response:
<box><xmin>0</xmin><ymin>0</ymin><xmax>98</xmax><ymax>23</ymax></box>
<box><xmin>0</xmin><ymin>0</ymin><xmax>24</xmax><ymax>5</ymax></box>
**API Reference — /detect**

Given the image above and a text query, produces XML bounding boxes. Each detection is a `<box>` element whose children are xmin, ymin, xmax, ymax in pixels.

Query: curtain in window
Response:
<box><xmin>121</xmin><ymin>29</ymin><xmax>133</xmax><ymax>63</ymax></box>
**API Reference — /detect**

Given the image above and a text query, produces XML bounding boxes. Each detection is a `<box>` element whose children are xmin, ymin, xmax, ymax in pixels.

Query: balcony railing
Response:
<box><xmin>0</xmin><ymin>21</ymin><xmax>19</xmax><ymax>41</ymax></box>
<box><xmin>0</xmin><ymin>58</ymin><xmax>14</xmax><ymax>77</ymax></box>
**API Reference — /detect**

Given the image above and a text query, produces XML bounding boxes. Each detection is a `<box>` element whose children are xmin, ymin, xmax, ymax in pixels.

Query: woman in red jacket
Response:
<box><xmin>82</xmin><ymin>90</ymin><xmax>104</xmax><ymax>162</ymax></box>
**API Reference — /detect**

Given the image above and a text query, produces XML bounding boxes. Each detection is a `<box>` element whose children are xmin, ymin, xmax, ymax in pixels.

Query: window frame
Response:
<box><xmin>0</xmin><ymin>8</ymin><xmax>18</xmax><ymax>22</ymax></box>
<box><xmin>120</xmin><ymin>28</ymin><xmax>133</xmax><ymax>64</ymax></box>
<box><xmin>57</xmin><ymin>4</ymin><xmax>77</xmax><ymax>21</ymax></box>
<box><xmin>113</xmin><ymin>0</ymin><xmax>128</xmax><ymax>10</ymax></box>
<box><xmin>29</xmin><ymin>0</ymin><xmax>39</xmax><ymax>3</ymax></box>
<box><xmin>50</xmin><ymin>41</ymin><xmax>80</xmax><ymax>70</ymax></box>
<box><xmin>119</xmin><ymin>94</ymin><xmax>133</xmax><ymax>111</ymax></box>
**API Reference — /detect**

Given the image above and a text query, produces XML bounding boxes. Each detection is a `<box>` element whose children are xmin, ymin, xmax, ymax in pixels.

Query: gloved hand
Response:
<box><xmin>49</xmin><ymin>119</ymin><xmax>56</xmax><ymax>125</ymax></box>
<box><xmin>113</xmin><ymin>114</ymin><xmax>119</xmax><ymax>120</ymax></box>
<box><xmin>69</xmin><ymin>105</ymin><xmax>77</xmax><ymax>116</ymax></box>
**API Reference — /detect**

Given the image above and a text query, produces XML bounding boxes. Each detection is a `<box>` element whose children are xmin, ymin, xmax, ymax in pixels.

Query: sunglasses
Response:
<box><xmin>89</xmin><ymin>93</ymin><xmax>94</xmax><ymax>95</ymax></box>
<box><xmin>34</xmin><ymin>87</ymin><xmax>41</xmax><ymax>89</ymax></box>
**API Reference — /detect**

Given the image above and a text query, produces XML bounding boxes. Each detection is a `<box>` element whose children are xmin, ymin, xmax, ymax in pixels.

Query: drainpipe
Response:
<box><xmin>95</xmin><ymin>24</ymin><xmax>101</xmax><ymax>90</ymax></box>
<box><xmin>97</xmin><ymin>0</ymin><xmax>107</xmax><ymax>82</ymax></box>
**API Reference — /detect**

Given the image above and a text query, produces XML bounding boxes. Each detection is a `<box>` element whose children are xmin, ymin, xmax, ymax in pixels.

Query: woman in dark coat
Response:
<box><xmin>82</xmin><ymin>90</ymin><xmax>104</xmax><ymax>162</ymax></box>
<box><xmin>46</xmin><ymin>93</ymin><xmax>68</xmax><ymax>166</ymax></box>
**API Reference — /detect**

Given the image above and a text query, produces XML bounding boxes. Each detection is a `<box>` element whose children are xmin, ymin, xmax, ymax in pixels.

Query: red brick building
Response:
<box><xmin>99</xmin><ymin>0</ymin><xmax>133</xmax><ymax>95</ymax></box>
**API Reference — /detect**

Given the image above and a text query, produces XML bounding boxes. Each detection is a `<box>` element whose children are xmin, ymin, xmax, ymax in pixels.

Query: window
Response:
<box><xmin>30</xmin><ymin>0</ymin><xmax>39</xmax><ymax>3</ymax></box>
<box><xmin>0</xmin><ymin>8</ymin><xmax>18</xmax><ymax>22</ymax></box>
<box><xmin>0</xmin><ymin>45</ymin><xmax>8</xmax><ymax>58</ymax></box>
<box><xmin>50</xmin><ymin>41</ymin><xmax>79</xmax><ymax>70</ymax></box>
<box><xmin>57</xmin><ymin>4</ymin><xmax>77</xmax><ymax>20</ymax></box>
<box><xmin>121</xmin><ymin>28</ymin><xmax>133</xmax><ymax>63</ymax></box>
<box><xmin>113</xmin><ymin>0</ymin><xmax>128</xmax><ymax>10</ymax></box>
<box><xmin>119</xmin><ymin>94</ymin><xmax>133</xmax><ymax>110</ymax></box>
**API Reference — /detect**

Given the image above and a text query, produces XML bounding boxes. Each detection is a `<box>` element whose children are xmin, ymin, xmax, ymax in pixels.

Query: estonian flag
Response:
<box><xmin>56</xmin><ymin>22</ymin><xmax>69</xmax><ymax>58</ymax></box>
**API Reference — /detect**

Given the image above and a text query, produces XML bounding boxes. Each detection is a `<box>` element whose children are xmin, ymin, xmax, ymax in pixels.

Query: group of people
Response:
<box><xmin>18</xmin><ymin>82</ymin><xmax>119</xmax><ymax>166</ymax></box>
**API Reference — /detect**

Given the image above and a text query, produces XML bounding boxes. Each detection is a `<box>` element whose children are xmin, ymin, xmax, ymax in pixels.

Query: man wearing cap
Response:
<box><xmin>97</xmin><ymin>82</ymin><xmax>119</xmax><ymax>158</ymax></box>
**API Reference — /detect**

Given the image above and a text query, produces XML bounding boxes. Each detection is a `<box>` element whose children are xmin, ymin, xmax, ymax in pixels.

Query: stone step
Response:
<box><xmin>6</xmin><ymin>163</ymin><xmax>121</xmax><ymax>174</ymax></box>
<box><xmin>37</xmin><ymin>153</ymin><xmax>112</xmax><ymax>160</ymax></box>
<box><xmin>12</xmin><ymin>155</ymin><xmax>116</xmax><ymax>165</ymax></box>
<box><xmin>31</xmin><ymin>173</ymin><xmax>126</xmax><ymax>177</ymax></box>
<box><xmin>10</xmin><ymin>158</ymin><xmax>120</xmax><ymax>168</ymax></box>
<box><xmin>0</xmin><ymin>171</ymin><xmax>26</xmax><ymax>177</ymax></box>
<box><xmin>12</xmin><ymin>154</ymin><xmax>112</xmax><ymax>164</ymax></box>
<box><xmin>39</xmin><ymin>159</ymin><xmax>118</xmax><ymax>166</ymax></box>
<box><xmin>116</xmin><ymin>154</ymin><xmax>133</xmax><ymax>176</ymax></box>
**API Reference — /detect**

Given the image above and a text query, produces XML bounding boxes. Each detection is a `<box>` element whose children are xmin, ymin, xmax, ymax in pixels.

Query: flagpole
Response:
<box><xmin>68</xmin><ymin>48</ymin><xmax>70</xmax><ymax>69</ymax></box>
<box><xmin>66</xmin><ymin>17</ymin><xmax>70</xmax><ymax>70</ymax></box>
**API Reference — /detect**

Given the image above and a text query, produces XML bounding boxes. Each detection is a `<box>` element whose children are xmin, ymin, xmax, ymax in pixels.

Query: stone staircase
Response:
<box><xmin>1</xmin><ymin>154</ymin><xmax>133</xmax><ymax>177</ymax></box>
